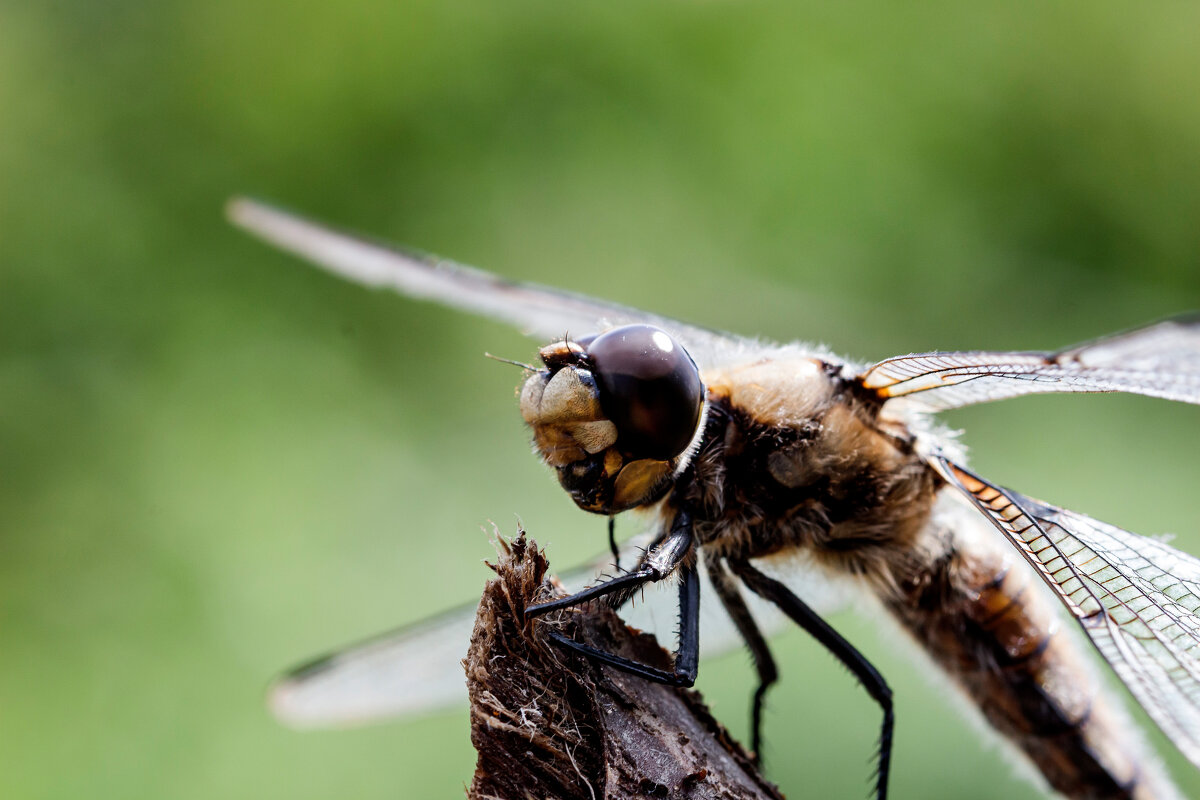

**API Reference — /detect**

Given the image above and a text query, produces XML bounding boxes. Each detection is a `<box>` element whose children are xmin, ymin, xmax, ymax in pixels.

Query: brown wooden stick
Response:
<box><xmin>465</xmin><ymin>533</ymin><xmax>785</xmax><ymax>800</ymax></box>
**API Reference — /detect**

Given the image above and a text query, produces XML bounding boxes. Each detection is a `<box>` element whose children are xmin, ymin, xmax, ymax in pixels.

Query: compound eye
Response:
<box><xmin>586</xmin><ymin>324</ymin><xmax>703</xmax><ymax>460</ymax></box>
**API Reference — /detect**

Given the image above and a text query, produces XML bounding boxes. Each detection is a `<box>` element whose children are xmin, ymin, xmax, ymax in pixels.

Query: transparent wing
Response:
<box><xmin>227</xmin><ymin>198</ymin><xmax>750</xmax><ymax>370</ymax></box>
<box><xmin>931</xmin><ymin>456</ymin><xmax>1200</xmax><ymax>768</ymax></box>
<box><xmin>268</xmin><ymin>531</ymin><xmax>844</xmax><ymax>728</ymax></box>
<box><xmin>859</xmin><ymin>317</ymin><xmax>1200</xmax><ymax>411</ymax></box>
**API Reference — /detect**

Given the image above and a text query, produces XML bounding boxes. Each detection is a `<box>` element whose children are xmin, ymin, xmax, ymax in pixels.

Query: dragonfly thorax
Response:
<box><xmin>681</xmin><ymin>357</ymin><xmax>939</xmax><ymax>571</ymax></box>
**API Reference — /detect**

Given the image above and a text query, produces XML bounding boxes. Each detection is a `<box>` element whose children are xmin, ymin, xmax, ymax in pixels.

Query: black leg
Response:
<box><xmin>544</xmin><ymin>560</ymin><xmax>700</xmax><ymax>687</ymax></box>
<box><xmin>527</xmin><ymin>510</ymin><xmax>693</xmax><ymax>618</ymax></box>
<box><xmin>730</xmin><ymin>560</ymin><xmax>893</xmax><ymax>800</ymax></box>
<box><xmin>607</xmin><ymin>517</ymin><xmax>620</xmax><ymax>571</ymax></box>
<box><xmin>674</xmin><ymin>555</ymin><xmax>700</xmax><ymax>680</ymax></box>
<box><xmin>706</xmin><ymin>556</ymin><xmax>778</xmax><ymax>763</ymax></box>
<box><xmin>527</xmin><ymin>510</ymin><xmax>699</xmax><ymax>687</ymax></box>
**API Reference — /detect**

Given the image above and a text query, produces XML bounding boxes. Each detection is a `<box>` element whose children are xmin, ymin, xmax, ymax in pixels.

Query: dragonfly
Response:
<box><xmin>229</xmin><ymin>198</ymin><xmax>1200</xmax><ymax>800</ymax></box>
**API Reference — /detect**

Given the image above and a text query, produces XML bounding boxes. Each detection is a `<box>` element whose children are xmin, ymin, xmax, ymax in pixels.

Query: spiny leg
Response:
<box><xmin>706</xmin><ymin>555</ymin><xmax>778</xmax><ymax>763</ymax></box>
<box><xmin>607</xmin><ymin>516</ymin><xmax>620</xmax><ymax>571</ymax></box>
<box><xmin>527</xmin><ymin>510</ymin><xmax>699</xmax><ymax>686</ymax></box>
<box><xmin>730</xmin><ymin>560</ymin><xmax>893</xmax><ymax>800</ymax></box>
<box><xmin>528</xmin><ymin>510</ymin><xmax>692</xmax><ymax>616</ymax></box>
<box><xmin>537</xmin><ymin>558</ymin><xmax>699</xmax><ymax>686</ymax></box>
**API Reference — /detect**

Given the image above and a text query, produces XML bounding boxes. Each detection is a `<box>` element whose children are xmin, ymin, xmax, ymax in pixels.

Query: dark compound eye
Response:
<box><xmin>586</xmin><ymin>324</ymin><xmax>703</xmax><ymax>460</ymax></box>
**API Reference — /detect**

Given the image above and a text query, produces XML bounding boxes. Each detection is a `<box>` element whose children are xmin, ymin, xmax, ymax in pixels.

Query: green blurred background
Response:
<box><xmin>3</xmin><ymin>1</ymin><xmax>1199</xmax><ymax>797</ymax></box>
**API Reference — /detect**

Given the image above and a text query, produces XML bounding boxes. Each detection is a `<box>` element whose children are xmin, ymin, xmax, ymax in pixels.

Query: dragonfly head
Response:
<box><xmin>519</xmin><ymin>324</ymin><xmax>706</xmax><ymax>514</ymax></box>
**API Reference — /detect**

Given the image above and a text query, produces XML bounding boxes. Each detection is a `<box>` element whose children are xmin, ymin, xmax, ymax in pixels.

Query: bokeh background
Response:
<box><xmin>3</xmin><ymin>1</ymin><xmax>1200</xmax><ymax>798</ymax></box>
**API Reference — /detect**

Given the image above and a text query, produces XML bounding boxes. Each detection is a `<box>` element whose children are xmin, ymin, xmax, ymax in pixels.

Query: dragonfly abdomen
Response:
<box><xmin>886</xmin><ymin>497</ymin><xmax>1180</xmax><ymax>800</ymax></box>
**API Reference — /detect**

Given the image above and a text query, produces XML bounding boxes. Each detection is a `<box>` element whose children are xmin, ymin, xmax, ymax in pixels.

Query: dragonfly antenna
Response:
<box><xmin>484</xmin><ymin>353</ymin><xmax>536</xmax><ymax>371</ymax></box>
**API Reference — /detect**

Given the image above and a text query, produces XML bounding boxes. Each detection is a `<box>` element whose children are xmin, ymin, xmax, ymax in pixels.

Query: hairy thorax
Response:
<box><xmin>674</xmin><ymin>356</ymin><xmax>941</xmax><ymax>587</ymax></box>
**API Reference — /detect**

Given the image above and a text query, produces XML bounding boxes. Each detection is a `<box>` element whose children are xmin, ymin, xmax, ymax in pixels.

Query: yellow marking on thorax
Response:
<box><xmin>703</xmin><ymin>357</ymin><xmax>832</xmax><ymax>428</ymax></box>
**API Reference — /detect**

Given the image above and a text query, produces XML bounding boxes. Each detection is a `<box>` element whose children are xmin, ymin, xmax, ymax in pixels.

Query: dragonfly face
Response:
<box><xmin>520</xmin><ymin>324</ymin><xmax>705</xmax><ymax>514</ymax></box>
<box><xmin>229</xmin><ymin>199</ymin><xmax>1200</xmax><ymax>800</ymax></box>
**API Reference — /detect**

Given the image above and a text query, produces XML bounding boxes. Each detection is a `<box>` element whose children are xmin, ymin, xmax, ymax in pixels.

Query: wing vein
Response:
<box><xmin>931</xmin><ymin>455</ymin><xmax>1200</xmax><ymax>768</ymax></box>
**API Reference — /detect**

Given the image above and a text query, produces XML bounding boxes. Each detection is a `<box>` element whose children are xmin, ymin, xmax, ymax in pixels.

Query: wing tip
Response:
<box><xmin>263</xmin><ymin>650</ymin><xmax>349</xmax><ymax>729</ymax></box>
<box><xmin>226</xmin><ymin>194</ymin><xmax>262</xmax><ymax>225</ymax></box>
<box><xmin>225</xmin><ymin>195</ymin><xmax>296</xmax><ymax>239</ymax></box>
<box><xmin>224</xmin><ymin>194</ymin><xmax>254</xmax><ymax>224</ymax></box>
<box><xmin>266</xmin><ymin>675</ymin><xmax>320</xmax><ymax>729</ymax></box>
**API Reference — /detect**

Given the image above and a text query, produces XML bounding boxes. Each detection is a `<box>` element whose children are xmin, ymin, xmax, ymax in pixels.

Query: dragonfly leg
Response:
<box><xmin>607</xmin><ymin>516</ymin><xmax>620</xmax><ymax>571</ymax></box>
<box><xmin>542</xmin><ymin>560</ymin><xmax>699</xmax><ymax>686</ymax></box>
<box><xmin>706</xmin><ymin>556</ymin><xmax>778</xmax><ymax>764</ymax></box>
<box><xmin>527</xmin><ymin>510</ymin><xmax>693</xmax><ymax>617</ymax></box>
<box><xmin>527</xmin><ymin>510</ymin><xmax>699</xmax><ymax>687</ymax></box>
<box><xmin>730</xmin><ymin>560</ymin><xmax>893</xmax><ymax>800</ymax></box>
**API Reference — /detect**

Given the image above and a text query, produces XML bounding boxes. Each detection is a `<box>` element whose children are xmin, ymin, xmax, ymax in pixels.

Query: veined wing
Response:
<box><xmin>227</xmin><ymin>198</ymin><xmax>749</xmax><ymax>370</ymax></box>
<box><xmin>859</xmin><ymin>317</ymin><xmax>1200</xmax><ymax>411</ymax></box>
<box><xmin>931</xmin><ymin>455</ymin><xmax>1200</xmax><ymax>768</ymax></box>
<box><xmin>268</xmin><ymin>531</ymin><xmax>843</xmax><ymax>728</ymax></box>
<box><xmin>269</xmin><ymin>600</ymin><xmax>479</xmax><ymax>728</ymax></box>
<box><xmin>267</xmin><ymin>535</ymin><xmax>657</xmax><ymax>729</ymax></box>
